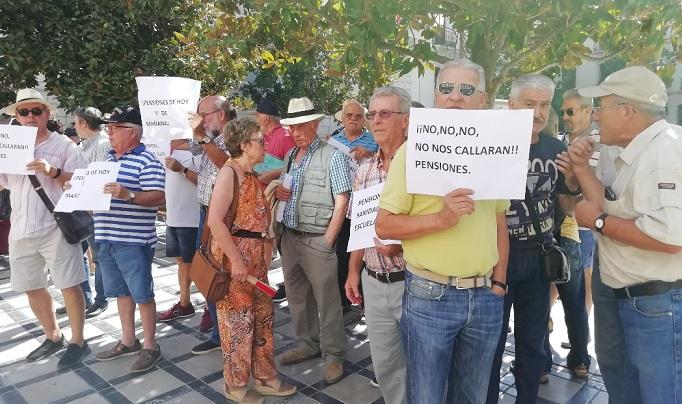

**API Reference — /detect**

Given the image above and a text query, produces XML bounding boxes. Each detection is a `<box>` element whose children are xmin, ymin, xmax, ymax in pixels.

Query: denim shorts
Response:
<box><xmin>166</xmin><ymin>226</ymin><xmax>198</xmax><ymax>263</ymax></box>
<box><xmin>98</xmin><ymin>242</ymin><xmax>155</xmax><ymax>304</ymax></box>
<box><xmin>578</xmin><ymin>229</ymin><xmax>596</xmax><ymax>270</ymax></box>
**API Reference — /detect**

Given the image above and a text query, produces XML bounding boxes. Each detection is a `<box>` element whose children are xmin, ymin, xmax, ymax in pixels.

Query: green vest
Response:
<box><xmin>285</xmin><ymin>142</ymin><xmax>336</xmax><ymax>233</ymax></box>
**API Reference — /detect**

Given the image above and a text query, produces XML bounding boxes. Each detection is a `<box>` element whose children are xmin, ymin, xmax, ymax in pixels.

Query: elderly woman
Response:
<box><xmin>207</xmin><ymin>118</ymin><xmax>296</xmax><ymax>403</ymax></box>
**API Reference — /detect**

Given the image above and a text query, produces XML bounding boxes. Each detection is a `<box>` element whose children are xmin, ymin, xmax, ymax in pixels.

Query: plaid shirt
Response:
<box><xmin>353</xmin><ymin>150</ymin><xmax>406</xmax><ymax>274</ymax></box>
<box><xmin>189</xmin><ymin>133</ymin><xmax>228</xmax><ymax>206</ymax></box>
<box><xmin>282</xmin><ymin>138</ymin><xmax>351</xmax><ymax>229</ymax></box>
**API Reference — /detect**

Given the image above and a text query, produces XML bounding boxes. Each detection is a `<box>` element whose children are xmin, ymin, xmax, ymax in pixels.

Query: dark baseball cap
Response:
<box><xmin>101</xmin><ymin>105</ymin><xmax>142</xmax><ymax>126</ymax></box>
<box><xmin>64</xmin><ymin>127</ymin><xmax>78</xmax><ymax>138</ymax></box>
<box><xmin>256</xmin><ymin>99</ymin><xmax>280</xmax><ymax>117</ymax></box>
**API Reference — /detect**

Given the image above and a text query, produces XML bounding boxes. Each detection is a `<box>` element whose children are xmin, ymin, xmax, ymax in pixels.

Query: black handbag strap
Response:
<box><xmin>28</xmin><ymin>175</ymin><xmax>56</xmax><ymax>213</ymax></box>
<box><xmin>285</xmin><ymin>147</ymin><xmax>299</xmax><ymax>174</ymax></box>
<box><xmin>524</xmin><ymin>188</ymin><xmax>545</xmax><ymax>249</ymax></box>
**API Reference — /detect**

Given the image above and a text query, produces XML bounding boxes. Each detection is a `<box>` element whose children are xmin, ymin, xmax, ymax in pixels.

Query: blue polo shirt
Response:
<box><xmin>331</xmin><ymin>128</ymin><xmax>379</xmax><ymax>153</ymax></box>
<box><xmin>94</xmin><ymin>144</ymin><xmax>165</xmax><ymax>245</ymax></box>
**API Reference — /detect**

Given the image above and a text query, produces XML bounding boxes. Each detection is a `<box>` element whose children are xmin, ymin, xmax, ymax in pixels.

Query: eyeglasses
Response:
<box><xmin>560</xmin><ymin>107</ymin><xmax>578</xmax><ymax>117</ymax></box>
<box><xmin>437</xmin><ymin>82</ymin><xmax>477</xmax><ymax>97</ymax></box>
<box><xmin>344</xmin><ymin>112</ymin><xmax>363</xmax><ymax>120</ymax></box>
<box><xmin>593</xmin><ymin>103</ymin><xmax>627</xmax><ymax>113</ymax></box>
<box><xmin>198</xmin><ymin>109</ymin><xmax>220</xmax><ymax>118</ymax></box>
<box><xmin>16</xmin><ymin>107</ymin><xmax>45</xmax><ymax>117</ymax></box>
<box><xmin>249</xmin><ymin>136</ymin><xmax>264</xmax><ymax>145</ymax></box>
<box><xmin>107</xmin><ymin>124</ymin><xmax>134</xmax><ymax>131</ymax></box>
<box><xmin>365</xmin><ymin>110</ymin><xmax>406</xmax><ymax>120</ymax></box>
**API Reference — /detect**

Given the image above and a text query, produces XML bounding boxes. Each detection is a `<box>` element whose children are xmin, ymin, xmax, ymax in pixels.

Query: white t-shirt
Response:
<box><xmin>165</xmin><ymin>150</ymin><xmax>200</xmax><ymax>228</ymax></box>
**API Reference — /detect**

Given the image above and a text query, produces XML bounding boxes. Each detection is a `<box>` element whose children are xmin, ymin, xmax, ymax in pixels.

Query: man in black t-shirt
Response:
<box><xmin>486</xmin><ymin>75</ymin><xmax>581</xmax><ymax>404</ymax></box>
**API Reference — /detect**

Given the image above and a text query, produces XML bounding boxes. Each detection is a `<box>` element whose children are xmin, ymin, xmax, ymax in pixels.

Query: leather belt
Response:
<box><xmin>366</xmin><ymin>268</ymin><xmax>405</xmax><ymax>284</ymax></box>
<box><xmin>406</xmin><ymin>263</ymin><xmax>492</xmax><ymax>289</ymax></box>
<box><xmin>284</xmin><ymin>227</ymin><xmax>324</xmax><ymax>237</ymax></box>
<box><xmin>613</xmin><ymin>279</ymin><xmax>682</xmax><ymax>299</ymax></box>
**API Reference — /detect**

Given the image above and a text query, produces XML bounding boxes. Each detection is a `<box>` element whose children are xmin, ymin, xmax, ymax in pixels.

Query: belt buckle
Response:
<box><xmin>378</xmin><ymin>272</ymin><xmax>389</xmax><ymax>282</ymax></box>
<box><xmin>454</xmin><ymin>277</ymin><xmax>467</xmax><ymax>289</ymax></box>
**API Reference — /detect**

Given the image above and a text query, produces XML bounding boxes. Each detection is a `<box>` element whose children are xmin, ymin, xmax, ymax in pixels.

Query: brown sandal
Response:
<box><xmin>570</xmin><ymin>364</ymin><xmax>589</xmax><ymax>380</ymax></box>
<box><xmin>224</xmin><ymin>383</ymin><xmax>264</xmax><ymax>404</ymax></box>
<box><xmin>254</xmin><ymin>378</ymin><xmax>297</xmax><ymax>397</ymax></box>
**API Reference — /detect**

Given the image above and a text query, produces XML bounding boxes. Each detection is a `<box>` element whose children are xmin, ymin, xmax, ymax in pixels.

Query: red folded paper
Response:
<box><xmin>247</xmin><ymin>275</ymin><xmax>277</xmax><ymax>298</ymax></box>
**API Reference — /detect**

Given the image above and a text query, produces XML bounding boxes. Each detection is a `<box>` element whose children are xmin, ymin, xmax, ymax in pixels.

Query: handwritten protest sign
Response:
<box><xmin>0</xmin><ymin>125</ymin><xmax>36</xmax><ymax>175</ymax></box>
<box><xmin>406</xmin><ymin>108</ymin><xmax>533</xmax><ymax>199</ymax></box>
<box><xmin>347</xmin><ymin>182</ymin><xmax>400</xmax><ymax>252</ymax></box>
<box><xmin>54</xmin><ymin>162</ymin><xmax>120</xmax><ymax>212</ymax></box>
<box><xmin>136</xmin><ymin>76</ymin><xmax>201</xmax><ymax>159</ymax></box>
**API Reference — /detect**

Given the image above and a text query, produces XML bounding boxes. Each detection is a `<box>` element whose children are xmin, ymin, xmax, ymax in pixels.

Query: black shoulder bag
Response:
<box><xmin>28</xmin><ymin>175</ymin><xmax>93</xmax><ymax>244</ymax></box>
<box><xmin>0</xmin><ymin>189</ymin><xmax>10</xmax><ymax>220</ymax></box>
<box><xmin>525</xmin><ymin>189</ymin><xmax>571</xmax><ymax>284</ymax></box>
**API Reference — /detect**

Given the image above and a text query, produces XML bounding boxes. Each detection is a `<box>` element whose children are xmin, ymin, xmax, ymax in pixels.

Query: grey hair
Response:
<box><xmin>214</xmin><ymin>96</ymin><xmax>232</xmax><ymax>114</ymax></box>
<box><xmin>510</xmin><ymin>75</ymin><xmax>556</xmax><ymax>100</ymax></box>
<box><xmin>74</xmin><ymin>106</ymin><xmax>104</xmax><ymax>130</ymax></box>
<box><xmin>342</xmin><ymin>99</ymin><xmax>365</xmax><ymax>113</ymax></box>
<box><xmin>562</xmin><ymin>89</ymin><xmax>592</xmax><ymax>108</ymax></box>
<box><xmin>370</xmin><ymin>87</ymin><xmax>412</xmax><ymax>113</ymax></box>
<box><xmin>613</xmin><ymin>96</ymin><xmax>666</xmax><ymax>119</ymax></box>
<box><xmin>437</xmin><ymin>59</ymin><xmax>486</xmax><ymax>90</ymax></box>
<box><xmin>131</xmin><ymin>124</ymin><xmax>143</xmax><ymax>138</ymax></box>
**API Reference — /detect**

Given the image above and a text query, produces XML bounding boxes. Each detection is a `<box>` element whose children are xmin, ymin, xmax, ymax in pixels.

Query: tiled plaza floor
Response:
<box><xmin>0</xmin><ymin>224</ymin><xmax>608</xmax><ymax>403</ymax></box>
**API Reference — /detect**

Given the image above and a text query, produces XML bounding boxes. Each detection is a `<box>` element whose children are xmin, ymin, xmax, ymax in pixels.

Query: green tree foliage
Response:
<box><xmin>181</xmin><ymin>0</ymin><xmax>682</xmax><ymax>104</ymax></box>
<box><xmin>0</xmin><ymin>0</ymin><xmax>199</xmax><ymax>112</ymax></box>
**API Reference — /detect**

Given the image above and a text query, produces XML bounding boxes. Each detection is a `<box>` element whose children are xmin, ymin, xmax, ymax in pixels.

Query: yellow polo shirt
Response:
<box><xmin>380</xmin><ymin>144</ymin><xmax>509</xmax><ymax>277</ymax></box>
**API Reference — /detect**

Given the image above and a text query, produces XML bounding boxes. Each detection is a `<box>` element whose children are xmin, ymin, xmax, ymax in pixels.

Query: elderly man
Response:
<box><xmin>345</xmin><ymin>86</ymin><xmax>410</xmax><ymax>404</ymax></box>
<box><xmin>0</xmin><ymin>89</ymin><xmax>88</xmax><ymax>369</ymax></box>
<box><xmin>254</xmin><ymin>99</ymin><xmax>296</xmax><ymax>184</ymax></box>
<box><xmin>376</xmin><ymin>60</ymin><xmax>509</xmax><ymax>404</ymax></box>
<box><xmin>486</xmin><ymin>75</ymin><xmax>581</xmax><ymax>404</ymax></box>
<box><xmin>331</xmin><ymin>99</ymin><xmax>379</xmax><ymax>310</ymax></box>
<box><xmin>73</xmin><ymin>106</ymin><xmax>111</xmax><ymax>318</ymax></box>
<box><xmin>93</xmin><ymin>105</ymin><xmax>166</xmax><ymax>373</ymax></box>
<box><xmin>275</xmin><ymin>97</ymin><xmax>352</xmax><ymax>384</ymax></box>
<box><xmin>568</xmin><ymin>66</ymin><xmax>682</xmax><ymax>403</ymax></box>
<box><xmin>172</xmin><ymin>95</ymin><xmax>231</xmax><ymax>351</ymax></box>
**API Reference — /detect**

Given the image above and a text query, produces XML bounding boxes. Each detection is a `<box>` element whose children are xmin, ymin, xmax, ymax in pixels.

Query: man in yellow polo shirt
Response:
<box><xmin>375</xmin><ymin>59</ymin><xmax>509</xmax><ymax>404</ymax></box>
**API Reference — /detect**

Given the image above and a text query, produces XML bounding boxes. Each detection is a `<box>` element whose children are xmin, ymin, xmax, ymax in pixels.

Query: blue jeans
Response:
<box><xmin>402</xmin><ymin>271</ymin><xmax>503</xmax><ymax>404</ymax></box>
<box><xmin>619</xmin><ymin>287</ymin><xmax>682</xmax><ymax>404</ymax></box>
<box><xmin>87</xmin><ymin>233</ymin><xmax>107</xmax><ymax>307</ymax></box>
<box><xmin>198</xmin><ymin>206</ymin><xmax>220</xmax><ymax>344</ymax></box>
<box><xmin>487</xmin><ymin>248</ymin><xmax>549</xmax><ymax>404</ymax></box>
<box><xmin>592</xmin><ymin>250</ymin><xmax>642</xmax><ymax>404</ymax></box>
<box><xmin>544</xmin><ymin>236</ymin><xmax>590</xmax><ymax>372</ymax></box>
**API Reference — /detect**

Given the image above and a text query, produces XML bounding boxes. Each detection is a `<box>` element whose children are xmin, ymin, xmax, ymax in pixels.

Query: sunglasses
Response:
<box><xmin>437</xmin><ymin>82</ymin><xmax>477</xmax><ymax>96</ymax></box>
<box><xmin>344</xmin><ymin>112</ymin><xmax>363</xmax><ymax>120</ymax></box>
<box><xmin>16</xmin><ymin>107</ymin><xmax>45</xmax><ymax>117</ymax></box>
<box><xmin>365</xmin><ymin>110</ymin><xmax>406</xmax><ymax>120</ymax></box>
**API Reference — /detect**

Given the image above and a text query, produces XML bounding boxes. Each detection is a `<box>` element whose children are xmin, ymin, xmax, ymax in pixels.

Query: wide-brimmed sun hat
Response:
<box><xmin>2</xmin><ymin>88</ymin><xmax>53</xmax><ymax>115</ymax></box>
<box><xmin>280</xmin><ymin>97</ymin><xmax>325</xmax><ymax>126</ymax></box>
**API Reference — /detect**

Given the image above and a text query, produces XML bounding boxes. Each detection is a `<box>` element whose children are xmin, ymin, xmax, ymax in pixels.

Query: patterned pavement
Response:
<box><xmin>0</xmin><ymin>223</ymin><xmax>609</xmax><ymax>403</ymax></box>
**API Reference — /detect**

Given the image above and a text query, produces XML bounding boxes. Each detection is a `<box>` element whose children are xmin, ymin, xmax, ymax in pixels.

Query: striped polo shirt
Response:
<box><xmin>94</xmin><ymin>144</ymin><xmax>165</xmax><ymax>245</ymax></box>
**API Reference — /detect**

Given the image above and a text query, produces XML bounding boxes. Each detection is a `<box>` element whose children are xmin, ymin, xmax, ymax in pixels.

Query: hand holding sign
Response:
<box><xmin>438</xmin><ymin>188</ymin><xmax>475</xmax><ymax>228</ymax></box>
<box><xmin>54</xmin><ymin>162</ymin><xmax>120</xmax><ymax>212</ymax></box>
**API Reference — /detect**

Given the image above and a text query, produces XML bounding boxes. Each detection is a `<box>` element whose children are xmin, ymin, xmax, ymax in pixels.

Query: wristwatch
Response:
<box><xmin>182</xmin><ymin>167</ymin><xmax>188</xmax><ymax>177</ymax></box>
<box><xmin>198</xmin><ymin>135</ymin><xmax>212</xmax><ymax>145</ymax></box>
<box><xmin>595</xmin><ymin>213</ymin><xmax>608</xmax><ymax>234</ymax></box>
<box><xmin>127</xmin><ymin>191</ymin><xmax>136</xmax><ymax>203</ymax></box>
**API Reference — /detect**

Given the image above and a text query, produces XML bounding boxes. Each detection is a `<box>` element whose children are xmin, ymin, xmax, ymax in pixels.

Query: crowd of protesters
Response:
<box><xmin>1</xmin><ymin>58</ymin><xmax>680</xmax><ymax>404</ymax></box>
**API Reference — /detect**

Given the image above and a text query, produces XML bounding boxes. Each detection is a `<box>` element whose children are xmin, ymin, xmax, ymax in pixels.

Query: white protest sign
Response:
<box><xmin>0</xmin><ymin>125</ymin><xmax>36</xmax><ymax>175</ymax></box>
<box><xmin>275</xmin><ymin>173</ymin><xmax>293</xmax><ymax>222</ymax></box>
<box><xmin>347</xmin><ymin>182</ymin><xmax>400</xmax><ymax>252</ymax></box>
<box><xmin>136</xmin><ymin>76</ymin><xmax>201</xmax><ymax>159</ymax></box>
<box><xmin>54</xmin><ymin>162</ymin><xmax>120</xmax><ymax>212</ymax></box>
<box><xmin>406</xmin><ymin>108</ymin><xmax>533</xmax><ymax>199</ymax></box>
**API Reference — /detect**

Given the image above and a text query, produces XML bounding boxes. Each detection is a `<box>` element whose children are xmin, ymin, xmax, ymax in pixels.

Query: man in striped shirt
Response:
<box><xmin>92</xmin><ymin>105</ymin><xmax>166</xmax><ymax>374</ymax></box>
